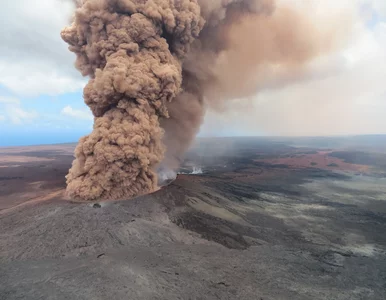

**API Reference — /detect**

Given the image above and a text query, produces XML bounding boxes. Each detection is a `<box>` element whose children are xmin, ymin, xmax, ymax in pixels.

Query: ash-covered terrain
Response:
<box><xmin>1</xmin><ymin>136</ymin><xmax>386</xmax><ymax>300</ymax></box>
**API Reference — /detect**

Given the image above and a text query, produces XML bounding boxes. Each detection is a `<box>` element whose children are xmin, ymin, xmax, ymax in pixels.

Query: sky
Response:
<box><xmin>0</xmin><ymin>0</ymin><xmax>385</xmax><ymax>146</ymax></box>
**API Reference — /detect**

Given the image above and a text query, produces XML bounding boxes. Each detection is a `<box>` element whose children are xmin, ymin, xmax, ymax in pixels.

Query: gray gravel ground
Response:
<box><xmin>1</xmin><ymin>173</ymin><xmax>386</xmax><ymax>300</ymax></box>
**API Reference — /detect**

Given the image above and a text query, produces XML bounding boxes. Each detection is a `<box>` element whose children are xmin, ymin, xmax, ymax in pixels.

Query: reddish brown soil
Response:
<box><xmin>0</xmin><ymin>144</ymin><xmax>74</xmax><ymax>212</ymax></box>
<box><xmin>255</xmin><ymin>151</ymin><xmax>370</xmax><ymax>173</ymax></box>
<box><xmin>0</xmin><ymin>144</ymin><xmax>372</xmax><ymax>213</ymax></box>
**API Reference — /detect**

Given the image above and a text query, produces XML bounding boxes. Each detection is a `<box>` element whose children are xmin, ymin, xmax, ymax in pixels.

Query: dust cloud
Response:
<box><xmin>62</xmin><ymin>0</ymin><xmax>340</xmax><ymax>201</ymax></box>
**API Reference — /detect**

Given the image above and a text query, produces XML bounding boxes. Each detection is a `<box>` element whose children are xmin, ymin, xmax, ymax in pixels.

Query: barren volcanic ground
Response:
<box><xmin>1</xmin><ymin>136</ymin><xmax>386</xmax><ymax>300</ymax></box>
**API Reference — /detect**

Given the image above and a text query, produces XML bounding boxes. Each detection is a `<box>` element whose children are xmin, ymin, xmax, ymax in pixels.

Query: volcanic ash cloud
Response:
<box><xmin>62</xmin><ymin>0</ymin><xmax>336</xmax><ymax>201</ymax></box>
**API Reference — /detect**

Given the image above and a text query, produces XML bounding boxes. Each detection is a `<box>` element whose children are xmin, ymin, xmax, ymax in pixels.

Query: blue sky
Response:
<box><xmin>0</xmin><ymin>0</ymin><xmax>386</xmax><ymax>146</ymax></box>
<box><xmin>0</xmin><ymin>0</ymin><xmax>92</xmax><ymax>146</ymax></box>
<box><xmin>0</xmin><ymin>85</ymin><xmax>92</xmax><ymax>146</ymax></box>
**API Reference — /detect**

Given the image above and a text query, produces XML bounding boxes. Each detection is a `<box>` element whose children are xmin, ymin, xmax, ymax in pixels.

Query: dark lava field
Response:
<box><xmin>1</xmin><ymin>136</ymin><xmax>386</xmax><ymax>300</ymax></box>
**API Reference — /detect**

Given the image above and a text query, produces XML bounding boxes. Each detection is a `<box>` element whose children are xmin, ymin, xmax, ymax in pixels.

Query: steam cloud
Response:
<box><xmin>62</xmin><ymin>0</ymin><xmax>337</xmax><ymax>201</ymax></box>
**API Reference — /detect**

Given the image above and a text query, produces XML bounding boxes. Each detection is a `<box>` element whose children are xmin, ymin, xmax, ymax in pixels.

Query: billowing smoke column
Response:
<box><xmin>62</xmin><ymin>0</ymin><xmax>332</xmax><ymax>201</ymax></box>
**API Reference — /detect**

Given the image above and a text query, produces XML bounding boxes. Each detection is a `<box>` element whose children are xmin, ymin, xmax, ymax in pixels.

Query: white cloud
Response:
<box><xmin>7</xmin><ymin>106</ymin><xmax>39</xmax><ymax>125</ymax></box>
<box><xmin>0</xmin><ymin>115</ymin><xmax>5</xmax><ymax>122</ymax></box>
<box><xmin>370</xmin><ymin>0</ymin><xmax>386</xmax><ymax>17</ymax></box>
<box><xmin>0</xmin><ymin>0</ymin><xmax>86</xmax><ymax>97</ymax></box>
<box><xmin>0</xmin><ymin>0</ymin><xmax>385</xmax><ymax>136</ymax></box>
<box><xmin>0</xmin><ymin>97</ymin><xmax>19</xmax><ymax>105</ymax></box>
<box><xmin>61</xmin><ymin>105</ymin><xmax>93</xmax><ymax>120</ymax></box>
<box><xmin>0</xmin><ymin>97</ymin><xmax>38</xmax><ymax>124</ymax></box>
<box><xmin>0</xmin><ymin>64</ymin><xmax>85</xmax><ymax>97</ymax></box>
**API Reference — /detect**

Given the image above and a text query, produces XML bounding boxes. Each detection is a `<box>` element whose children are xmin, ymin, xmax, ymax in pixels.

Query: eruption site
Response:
<box><xmin>62</xmin><ymin>0</ymin><xmax>337</xmax><ymax>201</ymax></box>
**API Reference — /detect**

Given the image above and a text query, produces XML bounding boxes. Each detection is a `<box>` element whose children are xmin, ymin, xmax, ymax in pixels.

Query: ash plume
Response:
<box><xmin>62</xmin><ymin>0</ymin><xmax>339</xmax><ymax>201</ymax></box>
